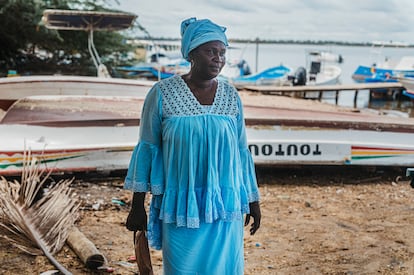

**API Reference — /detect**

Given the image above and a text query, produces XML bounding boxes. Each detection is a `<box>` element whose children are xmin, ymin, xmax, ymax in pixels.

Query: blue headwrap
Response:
<box><xmin>180</xmin><ymin>17</ymin><xmax>228</xmax><ymax>61</ymax></box>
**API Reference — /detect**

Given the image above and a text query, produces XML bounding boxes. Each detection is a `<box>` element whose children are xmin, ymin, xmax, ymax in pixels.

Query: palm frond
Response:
<box><xmin>0</xmin><ymin>151</ymin><xmax>80</xmax><ymax>274</ymax></box>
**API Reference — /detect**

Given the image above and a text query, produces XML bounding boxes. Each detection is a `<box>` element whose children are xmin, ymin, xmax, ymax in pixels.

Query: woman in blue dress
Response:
<box><xmin>125</xmin><ymin>17</ymin><xmax>261</xmax><ymax>274</ymax></box>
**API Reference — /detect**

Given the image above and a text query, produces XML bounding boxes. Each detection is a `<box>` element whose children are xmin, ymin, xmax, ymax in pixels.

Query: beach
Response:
<box><xmin>1</xmin><ymin>165</ymin><xmax>414</xmax><ymax>274</ymax></box>
<box><xmin>1</xmin><ymin>93</ymin><xmax>414</xmax><ymax>274</ymax></box>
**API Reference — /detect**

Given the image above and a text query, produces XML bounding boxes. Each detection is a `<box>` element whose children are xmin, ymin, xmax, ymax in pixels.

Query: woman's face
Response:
<box><xmin>190</xmin><ymin>41</ymin><xmax>226</xmax><ymax>79</ymax></box>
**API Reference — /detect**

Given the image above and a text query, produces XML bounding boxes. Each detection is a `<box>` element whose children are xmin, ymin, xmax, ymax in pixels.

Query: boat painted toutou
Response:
<box><xmin>1</xmin><ymin>93</ymin><xmax>414</xmax><ymax>176</ymax></box>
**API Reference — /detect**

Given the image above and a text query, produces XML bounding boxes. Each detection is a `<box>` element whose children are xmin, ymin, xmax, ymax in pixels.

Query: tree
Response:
<box><xmin>0</xmin><ymin>0</ymin><xmax>139</xmax><ymax>76</ymax></box>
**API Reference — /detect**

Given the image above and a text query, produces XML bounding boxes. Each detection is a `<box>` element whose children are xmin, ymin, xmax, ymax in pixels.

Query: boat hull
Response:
<box><xmin>1</xmin><ymin>95</ymin><xmax>414</xmax><ymax>176</ymax></box>
<box><xmin>247</xmin><ymin>126</ymin><xmax>414</xmax><ymax>166</ymax></box>
<box><xmin>231</xmin><ymin>65</ymin><xmax>292</xmax><ymax>87</ymax></box>
<box><xmin>0</xmin><ymin>75</ymin><xmax>154</xmax><ymax>110</ymax></box>
<box><xmin>307</xmin><ymin>64</ymin><xmax>342</xmax><ymax>86</ymax></box>
<box><xmin>352</xmin><ymin>65</ymin><xmax>414</xmax><ymax>83</ymax></box>
<box><xmin>2</xmin><ymin>122</ymin><xmax>414</xmax><ymax>176</ymax></box>
<box><xmin>0</xmin><ymin>124</ymin><xmax>138</xmax><ymax>176</ymax></box>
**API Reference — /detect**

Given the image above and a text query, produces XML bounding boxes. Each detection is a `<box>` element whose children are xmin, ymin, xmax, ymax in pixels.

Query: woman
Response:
<box><xmin>125</xmin><ymin>17</ymin><xmax>261</xmax><ymax>274</ymax></box>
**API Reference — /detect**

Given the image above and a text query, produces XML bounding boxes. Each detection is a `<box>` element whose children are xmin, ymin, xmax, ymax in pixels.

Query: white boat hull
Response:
<box><xmin>0</xmin><ymin>124</ymin><xmax>138</xmax><ymax>175</ymax></box>
<box><xmin>0</xmin><ymin>75</ymin><xmax>154</xmax><ymax>110</ymax></box>
<box><xmin>247</xmin><ymin>126</ymin><xmax>414</xmax><ymax>166</ymax></box>
<box><xmin>2</xmin><ymin>122</ymin><xmax>414</xmax><ymax>176</ymax></box>
<box><xmin>1</xmin><ymin>94</ymin><xmax>414</xmax><ymax>176</ymax></box>
<box><xmin>308</xmin><ymin>65</ymin><xmax>342</xmax><ymax>86</ymax></box>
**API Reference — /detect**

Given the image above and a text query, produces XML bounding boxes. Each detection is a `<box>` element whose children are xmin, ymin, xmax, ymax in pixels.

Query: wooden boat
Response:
<box><xmin>0</xmin><ymin>75</ymin><xmax>155</xmax><ymax>110</ymax></box>
<box><xmin>0</xmin><ymin>9</ymin><xmax>155</xmax><ymax>111</ymax></box>
<box><xmin>243</xmin><ymin>103</ymin><xmax>414</xmax><ymax>166</ymax></box>
<box><xmin>0</xmin><ymin>75</ymin><xmax>154</xmax><ymax>111</ymax></box>
<box><xmin>1</xmin><ymin>93</ymin><xmax>414</xmax><ymax>176</ymax></box>
<box><xmin>0</xmin><ymin>95</ymin><xmax>142</xmax><ymax>176</ymax></box>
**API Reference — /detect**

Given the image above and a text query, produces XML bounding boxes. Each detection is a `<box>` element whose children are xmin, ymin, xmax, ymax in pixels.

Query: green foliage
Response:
<box><xmin>0</xmin><ymin>0</ymin><xmax>139</xmax><ymax>76</ymax></box>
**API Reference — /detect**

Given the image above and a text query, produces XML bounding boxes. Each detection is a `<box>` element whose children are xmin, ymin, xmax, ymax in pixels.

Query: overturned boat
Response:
<box><xmin>1</xmin><ymin>93</ymin><xmax>414</xmax><ymax>177</ymax></box>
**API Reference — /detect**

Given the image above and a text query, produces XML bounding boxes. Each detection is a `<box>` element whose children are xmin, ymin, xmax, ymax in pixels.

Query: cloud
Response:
<box><xmin>114</xmin><ymin>0</ymin><xmax>414</xmax><ymax>44</ymax></box>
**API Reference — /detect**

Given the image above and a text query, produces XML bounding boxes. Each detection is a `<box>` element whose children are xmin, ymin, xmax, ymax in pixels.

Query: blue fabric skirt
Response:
<box><xmin>162</xmin><ymin>219</ymin><xmax>244</xmax><ymax>274</ymax></box>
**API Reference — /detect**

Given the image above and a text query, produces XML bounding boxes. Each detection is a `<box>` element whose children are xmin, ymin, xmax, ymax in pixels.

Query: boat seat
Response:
<box><xmin>310</xmin><ymin>61</ymin><xmax>321</xmax><ymax>75</ymax></box>
<box><xmin>309</xmin><ymin>61</ymin><xmax>321</xmax><ymax>81</ymax></box>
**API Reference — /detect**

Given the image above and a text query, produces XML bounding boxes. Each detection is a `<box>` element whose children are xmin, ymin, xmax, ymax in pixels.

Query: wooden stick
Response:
<box><xmin>66</xmin><ymin>226</ymin><xmax>106</xmax><ymax>269</ymax></box>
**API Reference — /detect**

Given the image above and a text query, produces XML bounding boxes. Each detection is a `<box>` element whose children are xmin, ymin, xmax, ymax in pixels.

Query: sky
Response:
<box><xmin>110</xmin><ymin>0</ymin><xmax>414</xmax><ymax>44</ymax></box>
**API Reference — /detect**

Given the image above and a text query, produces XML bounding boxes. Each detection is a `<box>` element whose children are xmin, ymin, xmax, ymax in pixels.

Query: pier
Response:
<box><xmin>238</xmin><ymin>82</ymin><xmax>405</xmax><ymax>108</ymax></box>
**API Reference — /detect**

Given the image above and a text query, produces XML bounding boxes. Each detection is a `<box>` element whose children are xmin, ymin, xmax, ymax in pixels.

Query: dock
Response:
<box><xmin>238</xmin><ymin>82</ymin><xmax>405</xmax><ymax>108</ymax></box>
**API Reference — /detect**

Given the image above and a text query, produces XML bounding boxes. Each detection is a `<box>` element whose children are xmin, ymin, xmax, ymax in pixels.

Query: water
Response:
<box><xmin>226</xmin><ymin>42</ymin><xmax>414</xmax><ymax>116</ymax></box>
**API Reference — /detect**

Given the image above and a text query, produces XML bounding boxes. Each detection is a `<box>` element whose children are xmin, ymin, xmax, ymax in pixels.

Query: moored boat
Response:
<box><xmin>289</xmin><ymin>50</ymin><xmax>343</xmax><ymax>86</ymax></box>
<box><xmin>352</xmin><ymin>56</ymin><xmax>414</xmax><ymax>83</ymax></box>
<box><xmin>1</xmin><ymin>93</ymin><xmax>414</xmax><ymax>177</ymax></box>
<box><xmin>305</xmin><ymin>50</ymin><xmax>342</xmax><ymax>86</ymax></box>
<box><xmin>230</xmin><ymin>65</ymin><xmax>292</xmax><ymax>88</ymax></box>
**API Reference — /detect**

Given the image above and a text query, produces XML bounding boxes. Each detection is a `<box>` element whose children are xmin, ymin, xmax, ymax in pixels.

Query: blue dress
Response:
<box><xmin>124</xmin><ymin>75</ymin><xmax>260</xmax><ymax>274</ymax></box>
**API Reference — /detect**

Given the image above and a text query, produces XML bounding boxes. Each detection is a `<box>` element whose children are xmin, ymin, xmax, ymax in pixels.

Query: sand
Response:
<box><xmin>1</xmin><ymin>165</ymin><xmax>414</xmax><ymax>274</ymax></box>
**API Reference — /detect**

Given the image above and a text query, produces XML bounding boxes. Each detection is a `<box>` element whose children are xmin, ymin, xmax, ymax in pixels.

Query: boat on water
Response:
<box><xmin>305</xmin><ymin>50</ymin><xmax>342</xmax><ymax>86</ymax></box>
<box><xmin>117</xmin><ymin>58</ymin><xmax>252</xmax><ymax>81</ymax></box>
<box><xmin>230</xmin><ymin>65</ymin><xmax>292</xmax><ymax>88</ymax></box>
<box><xmin>116</xmin><ymin>40</ymin><xmax>191</xmax><ymax>80</ymax></box>
<box><xmin>353</xmin><ymin>63</ymin><xmax>414</xmax><ymax>84</ymax></box>
<box><xmin>117</xmin><ymin>41</ymin><xmax>252</xmax><ymax>81</ymax></box>
<box><xmin>0</xmin><ymin>9</ymin><xmax>155</xmax><ymax>111</ymax></box>
<box><xmin>289</xmin><ymin>50</ymin><xmax>342</xmax><ymax>86</ymax></box>
<box><xmin>1</xmin><ymin>93</ymin><xmax>414</xmax><ymax>176</ymax></box>
<box><xmin>351</xmin><ymin>43</ymin><xmax>414</xmax><ymax>83</ymax></box>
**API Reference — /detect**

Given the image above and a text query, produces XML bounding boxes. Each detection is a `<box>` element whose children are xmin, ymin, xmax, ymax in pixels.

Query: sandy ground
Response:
<box><xmin>1</xmin><ymin>93</ymin><xmax>414</xmax><ymax>274</ymax></box>
<box><xmin>1</xmin><ymin>165</ymin><xmax>414</xmax><ymax>275</ymax></box>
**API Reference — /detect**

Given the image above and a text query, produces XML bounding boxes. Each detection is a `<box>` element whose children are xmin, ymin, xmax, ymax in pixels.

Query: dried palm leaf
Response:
<box><xmin>0</xmin><ymin>150</ymin><xmax>80</xmax><ymax>275</ymax></box>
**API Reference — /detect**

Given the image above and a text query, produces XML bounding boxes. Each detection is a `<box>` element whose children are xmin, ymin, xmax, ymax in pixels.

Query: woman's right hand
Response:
<box><xmin>126</xmin><ymin>192</ymin><xmax>147</xmax><ymax>231</ymax></box>
<box><xmin>126</xmin><ymin>206</ymin><xmax>147</xmax><ymax>231</ymax></box>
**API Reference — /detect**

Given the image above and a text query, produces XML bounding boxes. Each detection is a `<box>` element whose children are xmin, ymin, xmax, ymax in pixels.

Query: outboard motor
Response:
<box><xmin>292</xmin><ymin>66</ymin><xmax>307</xmax><ymax>86</ymax></box>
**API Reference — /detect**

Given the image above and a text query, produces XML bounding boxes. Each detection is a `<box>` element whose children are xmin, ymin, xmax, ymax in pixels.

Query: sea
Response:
<box><xmin>226</xmin><ymin>42</ymin><xmax>414</xmax><ymax>116</ymax></box>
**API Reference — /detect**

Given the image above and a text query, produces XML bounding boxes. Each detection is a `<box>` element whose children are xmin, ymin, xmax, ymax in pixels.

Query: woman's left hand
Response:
<box><xmin>245</xmin><ymin>201</ymin><xmax>261</xmax><ymax>235</ymax></box>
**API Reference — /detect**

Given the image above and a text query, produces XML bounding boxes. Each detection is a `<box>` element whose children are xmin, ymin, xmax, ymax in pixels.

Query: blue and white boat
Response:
<box><xmin>352</xmin><ymin>56</ymin><xmax>414</xmax><ymax>83</ymax></box>
<box><xmin>117</xmin><ymin>59</ymin><xmax>190</xmax><ymax>80</ymax></box>
<box><xmin>230</xmin><ymin>65</ymin><xmax>292</xmax><ymax>87</ymax></box>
